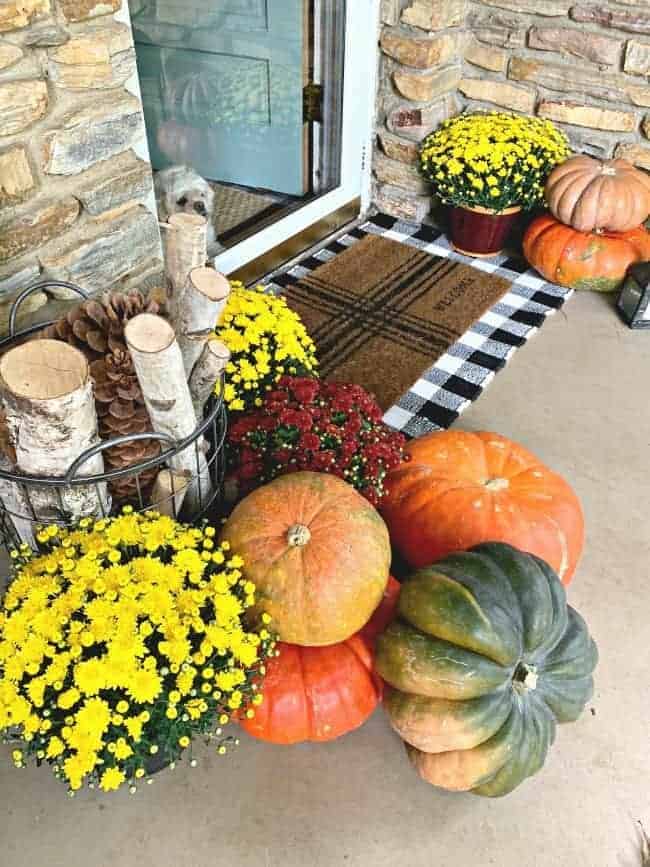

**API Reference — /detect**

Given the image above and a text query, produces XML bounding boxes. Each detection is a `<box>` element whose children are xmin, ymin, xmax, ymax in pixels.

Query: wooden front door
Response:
<box><xmin>130</xmin><ymin>0</ymin><xmax>308</xmax><ymax>195</ymax></box>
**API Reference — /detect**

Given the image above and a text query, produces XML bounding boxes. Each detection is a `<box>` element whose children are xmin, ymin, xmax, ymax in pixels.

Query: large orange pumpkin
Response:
<box><xmin>545</xmin><ymin>155</ymin><xmax>650</xmax><ymax>233</ymax></box>
<box><xmin>523</xmin><ymin>214</ymin><xmax>650</xmax><ymax>292</ymax></box>
<box><xmin>241</xmin><ymin>577</ymin><xmax>400</xmax><ymax>745</ymax></box>
<box><xmin>380</xmin><ymin>431</ymin><xmax>584</xmax><ymax>585</ymax></box>
<box><xmin>221</xmin><ymin>471</ymin><xmax>391</xmax><ymax>645</ymax></box>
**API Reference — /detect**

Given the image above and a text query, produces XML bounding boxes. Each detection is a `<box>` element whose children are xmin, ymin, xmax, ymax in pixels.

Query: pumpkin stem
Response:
<box><xmin>287</xmin><ymin>523</ymin><xmax>311</xmax><ymax>547</ymax></box>
<box><xmin>513</xmin><ymin>662</ymin><xmax>538</xmax><ymax>693</ymax></box>
<box><xmin>485</xmin><ymin>477</ymin><xmax>509</xmax><ymax>492</ymax></box>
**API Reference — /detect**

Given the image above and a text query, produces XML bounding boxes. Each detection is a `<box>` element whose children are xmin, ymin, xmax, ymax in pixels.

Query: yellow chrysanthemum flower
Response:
<box><xmin>113</xmin><ymin>739</ymin><xmax>133</xmax><ymax>761</ymax></box>
<box><xmin>99</xmin><ymin>767</ymin><xmax>126</xmax><ymax>792</ymax></box>
<box><xmin>124</xmin><ymin>716</ymin><xmax>144</xmax><ymax>742</ymax></box>
<box><xmin>46</xmin><ymin>736</ymin><xmax>65</xmax><ymax>758</ymax></box>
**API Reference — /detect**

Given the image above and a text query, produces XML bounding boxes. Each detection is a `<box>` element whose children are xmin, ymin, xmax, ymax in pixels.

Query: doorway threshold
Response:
<box><xmin>228</xmin><ymin>198</ymin><xmax>363</xmax><ymax>286</ymax></box>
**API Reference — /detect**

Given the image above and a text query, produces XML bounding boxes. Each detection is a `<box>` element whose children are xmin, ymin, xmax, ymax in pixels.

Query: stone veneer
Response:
<box><xmin>373</xmin><ymin>0</ymin><xmax>650</xmax><ymax>221</ymax></box>
<box><xmin>0</xmin><ymin>0</ymin><xmax>161</xmax><ymax>331</ymax></box>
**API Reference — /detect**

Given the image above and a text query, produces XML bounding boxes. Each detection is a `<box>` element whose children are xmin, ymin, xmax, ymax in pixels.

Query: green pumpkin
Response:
<box><xmin>376</xmin><ymin>543</ymin><xmax>598</xmax><ymax>797</ymax></box>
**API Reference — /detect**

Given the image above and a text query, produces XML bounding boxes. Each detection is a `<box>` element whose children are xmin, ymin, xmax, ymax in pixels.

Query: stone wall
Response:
<box><xmin>373</xmin><ymin>0</ymin><xmax>650</xmax><ymax>221</ymax></box>
<box><xmin>0</xmin><ymin>0</ymin><xmax>161</xmax><ymax>331</ymax></box>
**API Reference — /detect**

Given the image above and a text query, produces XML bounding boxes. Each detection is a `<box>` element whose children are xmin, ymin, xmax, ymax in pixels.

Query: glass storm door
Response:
<box><xmin>127</xmin><ymin>0</ymin><xmax>377</xmax><ymax>271</ymax></box>
<box><xmin>131</xmin><ymin>1</ymin><xmax>307</xmax><ymax>195</ymax></box>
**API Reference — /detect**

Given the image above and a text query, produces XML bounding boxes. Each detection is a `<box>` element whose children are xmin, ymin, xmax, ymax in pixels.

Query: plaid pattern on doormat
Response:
<box><xmin>281</xmin><ymin>234</ymin><xmax>514</xmax><ymax>412</ymax></box>
<box><xmin>266</xmin><ymin>212</ymin><xmax>573</xmax><ymax>438</ymax></box>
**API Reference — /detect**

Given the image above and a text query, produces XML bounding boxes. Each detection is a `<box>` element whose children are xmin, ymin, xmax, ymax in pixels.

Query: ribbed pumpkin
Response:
<box><xmin>545</xmin><ymin>155</ymin><xmax>650</xmax><ymax>233</ymax></box>
<box><xmin>376</xmin><ymin>543</ymin><xmax>598</xmax><ymax>797</ymax></box>
<box><xmin>381</xmin><ymin>430</ymin><xmax>584</xmax><ymax>585</ymax></box>
<box><xmin>241</xmin><ymin>578</ymin><xmax>400</xmax><ymax>745</ymax></box>
<box><xmin>221</xmin><ymin>472</ymin><xmax>391</xmax><ymax>646</ymax></box>
<box><xmin>523</xmin><ymin>214</ymin><xmax>650</xmax><ymax>292</ymax></box>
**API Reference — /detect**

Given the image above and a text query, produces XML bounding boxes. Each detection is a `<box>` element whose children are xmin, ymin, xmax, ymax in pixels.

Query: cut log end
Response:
<box><xmin>0</xmin><ymin>339</ymin><xmax>89</xmax><ymax>401</ymax></box>
<box><xmin>189</xmin><ymin>267</ymin><xmax>231</xmax><ymax>302</ymax></box>
<box><xmin>124</xmin><ymin>313</ymin><xmax>176</xmax><ymax>355</ymax></box>
<box><xmin>205</xmin><ymin>338</ymin><xmax>231</xmax><ymax>363</ymax></box>
<box><xmin>167</xmin><ymin>213</ymin><xmax>208</xmax><ymax>232</ymax></box>
<box><xmin>0</xmin><ymin>340</ymin><xmax>109</xmax><ymax>530</ymax></box>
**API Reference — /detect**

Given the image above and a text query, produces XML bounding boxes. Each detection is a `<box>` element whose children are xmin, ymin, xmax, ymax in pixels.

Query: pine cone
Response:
<box><xmin>89</xmin><ymin>349</ymin><xmax>160</xmax><ymax>505</ymax></box>
<box><xmin>91</xmin><ymin>349</ymin><xmax>148</xmax><ymax>436</ymax></box>
<box><xmin>41</xmin><ymin>289</ymin><xmax>162</xmax><ymax>360</ymax></box>
<box><xmin>41</xmin><ymin>290</ymin><xmax>166</xmax><ymax>507</ymax></box>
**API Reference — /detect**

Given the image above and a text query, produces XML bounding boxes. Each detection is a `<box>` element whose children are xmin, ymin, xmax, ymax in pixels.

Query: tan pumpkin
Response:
<box><xmin>220</xmin><ymin>472</ymin><xmax>391</xmax><ymax>646</ymax></box>
<box><xmin>545</xmin><ymin>155</ymin><xmax>650</xmax><ymax>233</ymax></box>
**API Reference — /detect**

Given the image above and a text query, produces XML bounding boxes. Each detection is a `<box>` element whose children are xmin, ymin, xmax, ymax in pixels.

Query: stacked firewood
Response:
<box><xmin>0</xmin><ymin>212</ymin><xmax>232</xmax><ymax>544</ymax></box>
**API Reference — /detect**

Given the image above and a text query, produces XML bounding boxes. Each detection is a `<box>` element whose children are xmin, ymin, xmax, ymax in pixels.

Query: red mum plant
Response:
<box><xmin>226</xmin><ymin>376</ymin><xmax>407</xmax><ymax>506</ymax></box>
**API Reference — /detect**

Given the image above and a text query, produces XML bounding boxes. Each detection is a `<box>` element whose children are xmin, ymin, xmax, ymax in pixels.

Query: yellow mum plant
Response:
<box><xmin>0</xmin><ymin>509</ymin><xmax>275</xmax><ymax>794</ymax></box>
<box><xmin>420</xmin><ymin>111</ymin><xmax>569</xmax><ymax>212</ymax></box>
<box><xmin>214</xmin><ymin>282</ymin><xmax>318</xmax><ymax>412</ymax></box>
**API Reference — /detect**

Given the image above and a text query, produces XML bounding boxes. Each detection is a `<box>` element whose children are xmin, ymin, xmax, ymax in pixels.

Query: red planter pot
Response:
<box><xmin>449</xmin><ymin>204</ymin><xmax>522</xmax><ymax>257</ymax></box>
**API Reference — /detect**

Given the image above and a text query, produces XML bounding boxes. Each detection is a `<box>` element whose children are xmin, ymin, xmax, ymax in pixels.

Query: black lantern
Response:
<box><xmin>618</xmin><ymin>261</ymin><xmax>650</xmax><ymax>328</ymax></box>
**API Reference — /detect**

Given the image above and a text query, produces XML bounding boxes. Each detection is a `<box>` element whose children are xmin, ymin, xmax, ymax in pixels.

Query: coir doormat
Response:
<box><xmin>268</xmin><ymin>213</ymin><xmax>574</xmax><ymax>439</ymax></box>
<box><xmin>281</xmin><ymin>234</ymin><xmax>511</xmax><ymax>411</ymax></box>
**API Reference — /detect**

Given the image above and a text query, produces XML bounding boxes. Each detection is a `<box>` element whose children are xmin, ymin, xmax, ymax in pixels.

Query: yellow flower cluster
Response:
<box><xmin>0</xmin><ymin>510</ymin><xmax>275</xmax><ymax>794</ymax></box>
<box><xmin>420</xmin><ymin>111</ymin><xmax>569</xmax><ymax>212</ymax></box>
<box><xmin>214</xmin><ymin>282</ymin><xmax>318</xmax><ymax>412</ymax></box>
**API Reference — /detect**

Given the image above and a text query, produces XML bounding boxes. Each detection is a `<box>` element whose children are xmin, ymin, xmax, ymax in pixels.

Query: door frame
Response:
<box><xmin>213</xmin><ymin>0</ymin><xmax>380</xmax><ymax>277</ymax></box>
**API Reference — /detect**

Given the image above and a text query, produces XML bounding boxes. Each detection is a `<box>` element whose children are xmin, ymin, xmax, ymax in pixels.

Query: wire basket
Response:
<box><xmin>0</xmin><ymin>281</ymin><xmax>227</xmax><ymax>553</ymax></box>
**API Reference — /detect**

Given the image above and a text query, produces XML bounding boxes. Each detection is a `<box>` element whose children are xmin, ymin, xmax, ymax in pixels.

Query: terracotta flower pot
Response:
<box><xmin>449</xmin><ymin>204</ymin><xmax>522</xmax><ymax>257</ymax></box>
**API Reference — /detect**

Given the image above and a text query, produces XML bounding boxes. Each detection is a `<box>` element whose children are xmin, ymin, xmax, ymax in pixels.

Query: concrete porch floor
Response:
<box><xmin>0</xmin><ymin>290</ymin><xmax>648</xmax><ymax>867</ymax></box>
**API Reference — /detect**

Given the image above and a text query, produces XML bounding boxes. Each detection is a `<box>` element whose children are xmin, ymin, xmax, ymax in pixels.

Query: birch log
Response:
<box><xmin>162</xmin><ymin>213</ymin><xmax>208</xmax><ymax>295</ymax></box>
<box><xmin>0</xmin><ymin>417</ymin><xmax>36</xmax><ymax>548</ymax></box>
<box><xmin>0</xmin><ymin>468</ymin><xmax>35</xmax><ymax>547</ymax></box>
<box><xmin>0</xmin><ymin>340</ymin><xmax>110</xmax><ymax>531</ymax></box>
<box><xmin>151</xmin><ymin>468</ymin><xmax>191</xmax><ymax>518</ymax></box>
<box><xmin>171</xmin><ymin>267</ymin><xmax>230</xmax><ymax>376</ymax></box>
<box><xmin>124</xmin><ymin>314</ymin><xmax>212</xmax><ymax>515</ymax></box>
<box><xmin>189</xmin><ymin>339</ymin><xmax>231</xmax><ymax>418</ymax></box>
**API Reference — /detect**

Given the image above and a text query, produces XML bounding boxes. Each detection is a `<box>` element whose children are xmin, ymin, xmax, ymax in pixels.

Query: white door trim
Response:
<box><xmin>213</xmin><ymin>0</ymin><xmax>379</xmax><ymax>276</ymax></box>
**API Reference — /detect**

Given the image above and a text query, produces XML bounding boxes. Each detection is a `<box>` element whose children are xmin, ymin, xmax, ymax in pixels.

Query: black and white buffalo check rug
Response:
<box><xmin>266</xmin><ymin>212</ymin><xmax>573</xmax><ymax>439</ymax></box>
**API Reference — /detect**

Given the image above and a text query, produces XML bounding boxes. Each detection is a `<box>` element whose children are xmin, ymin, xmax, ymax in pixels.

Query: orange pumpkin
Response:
<box><xmin>241</xmin><ymin>636</ymin><xmax>380</xmax><ymax>744</ymax></box>
<box><xmin>240</xmin><ymin>577</ymin><xmax>400</xmax><ymax>745</ymax></box>
<box><xmin>380</xmin><ymin>431</ymin><xmax>584</xmax><ymax>586</ymax></box>
<box><xmin>523</xmin><ymin>214</ymin><xmax>650</xmax><ymax>292</ymax></box>
<box><xmin>545</xmin><ymin>155</ymin><xmax>650</xmax><ymax>233</ymax></box>
<box><xmin>221</xmin><ymin>472</ymin><xmax>391</xmax><ymax>645</ymax></box>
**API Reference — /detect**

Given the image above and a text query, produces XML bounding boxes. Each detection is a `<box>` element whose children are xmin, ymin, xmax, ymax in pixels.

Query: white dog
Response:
<box><xmin>154</xmin><ymin>165</ymin><xmax>223</xmax><ymax>252</ymax></box>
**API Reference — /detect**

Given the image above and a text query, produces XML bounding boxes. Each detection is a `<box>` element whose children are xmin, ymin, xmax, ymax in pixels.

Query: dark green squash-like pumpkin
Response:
<box><xmin>375</xmin><ymin>543</ymin><xmax>598</xmax><ymax>798</ymax></box>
